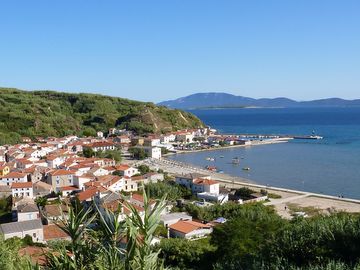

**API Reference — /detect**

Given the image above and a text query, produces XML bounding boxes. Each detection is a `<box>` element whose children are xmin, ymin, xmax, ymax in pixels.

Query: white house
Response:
<box><xmin>0</xmin><ymin>219</ymin><xmax>44</xmax><ymax>243</ymax></box>
<box><xmin>144</xmin><ymin>146</ymin><xmax>162</xmax><ymax>159</ymax></box>
<box><xmin>11</xmin><ymin>182</ymin><xmax>34</xmax><ymax>198</ymax></box>
<box><xmin>15</xmin><ymin>203</ymin><xmax>40</xmax><ymax>222</ymax></box>
<box><xmin>0</xmin><ymin>172</ymin><xmax>28</xmax><ymax>186</ymax></box>
<box><xmin>115</xmin><ymin>165</ymin><xmax>139</xmax><ymax>177</ymax></box>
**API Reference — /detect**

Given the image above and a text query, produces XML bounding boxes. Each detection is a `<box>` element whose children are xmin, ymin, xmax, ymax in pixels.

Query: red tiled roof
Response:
<box><xmin>49</xmin><ymin>169</ymin><xmax>76</xmax><ymax>176</ymax></box>
<box><xmin>11</xmin><ymin>182</ymin><xmax>32</xmax><ymax>189</ymax></box>
<box><xmin>77</xmin><ymin>187</ymin><xmax>98</xmax><ymax>201</ymax></box>
<box><xmin>193</xmin><ymin>178</ymin><xmax>218</xmax><ymax>186</ymax></box>
<box><xmin>0</xmin><ymin>171</ymin><xmax>27</xmax><ymax>179</ymax></box>
<box><xmin>43</xmin><ymin>224</ymin><xmax>70</xmax><ymax>241</ymax></box>
<box><xmin>169</xmin><ymin>220</ymin><xmax>211</xmax><ymax>234</ymax></box>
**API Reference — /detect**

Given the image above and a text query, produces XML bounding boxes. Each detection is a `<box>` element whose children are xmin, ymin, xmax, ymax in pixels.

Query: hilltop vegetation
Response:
<box><xmin>0</xmin><ymin>88</ymin><xmax>204</xmax><ymax>144</ymax></box>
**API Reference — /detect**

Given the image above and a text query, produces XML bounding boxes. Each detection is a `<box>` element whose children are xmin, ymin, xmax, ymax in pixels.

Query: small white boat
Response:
<box><xmin>232</xmin><ymin>157</ymin><xmax>240</xmax><ymax>164</ymax></box>
<box><xmin>242</xmin><ymin>167</ymin><xmax>251</xmax><ymax>171</ymax></box>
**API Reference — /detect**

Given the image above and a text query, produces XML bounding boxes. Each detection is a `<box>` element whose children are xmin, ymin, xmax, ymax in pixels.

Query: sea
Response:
<box><xmin>167</xmin><ymin>107</ymin><xmax>360</xmax><ymax>199</ymax></box>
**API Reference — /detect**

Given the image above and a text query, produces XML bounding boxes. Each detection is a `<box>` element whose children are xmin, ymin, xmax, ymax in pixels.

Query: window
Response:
<box><xmin>33</xmin><ymin>233</ymin><xmax>36</xmax><ymax>238</ymax></box>
<box><xmin>56</xmin><ymin>180</ymin><xmax>60</xmax><ymax>185</ymax></box>
<box><xmin>26</xmin><ymin>192</ymin><xmax>30</xmax><ymax>196</ymax></box>
<box><xmin>68</xmin><ymin>179</ymin><xmax>72</xmax><ymax>184</ymax></box>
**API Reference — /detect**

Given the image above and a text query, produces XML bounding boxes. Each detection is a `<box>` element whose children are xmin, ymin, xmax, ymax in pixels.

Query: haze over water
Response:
<box><xmin>168</xmin><ymin>107</ymin><xmax>360</xmax><ymax>199</ymax></box>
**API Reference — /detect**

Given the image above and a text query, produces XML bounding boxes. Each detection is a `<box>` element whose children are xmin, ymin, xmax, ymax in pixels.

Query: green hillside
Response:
<box><xmin>0</xmin><ymin>88</ymin><xmax>204</xmax><ymax>144</ymax></box>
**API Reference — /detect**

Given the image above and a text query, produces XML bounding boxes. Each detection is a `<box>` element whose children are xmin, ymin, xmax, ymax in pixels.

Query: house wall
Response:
<box><xmin>18</xmin><ymin>211</ymin><xmax>40</xmax><ymax>222</ymax></box>
<box><xmin>49</xmin><ymin>174</ymin><xmax>74</xmax><ymax>191</ymax></box>
<box><xmin>12</xmin><ymin>187</ymin><xmax>34</xmax><ymax>198</ymax></box>
<box><xmin>0</xmin><ymin>176</ymin><xmax>27</xmax><ymax>186</ymax></box>
<box><xmin>4</xmin><ymin>228</ymin><xmax>44</xmax><ymax>243</ymax></box>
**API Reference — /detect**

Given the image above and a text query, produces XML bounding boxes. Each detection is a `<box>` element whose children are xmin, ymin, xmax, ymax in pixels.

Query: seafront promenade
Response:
<box><xmin>139</xmin><ymin>157</ymin><xmax>360</xmax><ymax>219</ymax></box>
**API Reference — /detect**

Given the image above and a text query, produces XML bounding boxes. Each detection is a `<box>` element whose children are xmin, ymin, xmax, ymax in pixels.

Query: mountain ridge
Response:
<box><xmin>0</xmin><ymin>88</ymin><xmax>204</xmax><ymax>145</ymax></box>
<box><xmin>158</xmin><ymin>92</ymin><xmax>360</xmax><ymax>109</ymax></box>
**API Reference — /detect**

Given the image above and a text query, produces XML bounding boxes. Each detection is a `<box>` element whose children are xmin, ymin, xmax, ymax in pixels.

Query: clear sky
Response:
<box><xmin>0</xmin><ymin>1</ymin><xmax>359</xmax><ymax>102</ymax></box>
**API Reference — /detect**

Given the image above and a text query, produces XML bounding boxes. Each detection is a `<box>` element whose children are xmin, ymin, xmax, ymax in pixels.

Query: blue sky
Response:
<box><xmin>0</xmin><ymin>1</ymin><xmax>359</xmax><ymax>102</ymax></box>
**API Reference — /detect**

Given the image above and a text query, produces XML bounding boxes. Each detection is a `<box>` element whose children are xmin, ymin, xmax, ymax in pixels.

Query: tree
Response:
<box><xmin>129</xmin><ymin>147</ymin><xmax>148</xmax><ymax>160</ymax></box>
<box><xmin>137</xmin><ymin>164</ymin><xmax>151</xmax><ymax>175</ymax></box>
<box><xmin>159</xmin><ymin>238</ymin><xmax>215</xmax><ymax>270</ymax></box>
<box><xmin>82</xmin><ymin>147</ymin><xmax>95</xmax><ymax>158</ymax></box>
<box><xmin>211</xmin><ymin>205</ymin><xmax>285</xmax><ymax>268</ymax></box>
<box><xmin>234</xmin><ymin>187</ymin><xmax>256</xmax><ymax>200</ymax></box>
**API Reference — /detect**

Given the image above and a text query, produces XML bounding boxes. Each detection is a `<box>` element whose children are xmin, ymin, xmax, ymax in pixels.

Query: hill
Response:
<box><xmin>159</xmin><ymin>92</ymin><xmax>360</xmax><ymax>109</ymax></box>
<box><xmin>0</xmin><ymin>88</ymin><xmax>204</xmax><ymax>145</ymax></box>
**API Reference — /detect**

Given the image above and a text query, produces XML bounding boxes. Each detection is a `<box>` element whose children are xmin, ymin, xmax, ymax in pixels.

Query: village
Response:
<box><xmin>1</xmin><ymin>126</ymin><xmax>360</xmax><ymax>267</ymax></box>
<box><xmin>0</xmin><ymin>127</ymin><xmax>273</xmax><ymax>247</ymax></box>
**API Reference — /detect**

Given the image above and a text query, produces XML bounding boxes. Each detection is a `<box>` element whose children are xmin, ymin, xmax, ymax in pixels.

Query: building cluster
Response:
<box><xmin>0</xmin><ymin>126</ymin><xmax>260</xmax><ymax>251</ymax></box>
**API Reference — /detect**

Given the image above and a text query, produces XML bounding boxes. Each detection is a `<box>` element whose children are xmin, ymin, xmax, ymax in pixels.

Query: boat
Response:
<box><xmin>232</xmin><ymin>157</ymin><xmax>240</xmax><ymax>164</ymax></box>
<box><xmin>217</xmin><ymin>170</ymin><xmax>224</xmax><ymax>173</ymax></box>
<box><xmin>205</xmin><ymin>157</ymin><xmax>215</xmax><ymax>161</ymax></box>
<box><xmin>205</xmin><ymin>165</ymin><xmax>217</xmax><ymax>172</ymax></box>
<box><xmin>242</xmin><ymin>167</ymin><xmax>251</xmax><ymax>171</ymax></box>
<box><xmin>219</xmin><ymin>156</ymin><xmax>224</xmax><ymax>158</ymax></box>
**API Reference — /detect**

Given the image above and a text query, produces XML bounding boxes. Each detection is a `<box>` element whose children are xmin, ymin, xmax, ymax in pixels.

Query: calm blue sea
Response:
<box><xmin>168</xmin><ymin>107</ymin><xmax>360</xmax><ymax>199</ymax></box>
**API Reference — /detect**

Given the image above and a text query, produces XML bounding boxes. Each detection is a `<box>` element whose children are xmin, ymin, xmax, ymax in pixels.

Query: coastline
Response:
<box><xmin>164</xmin><ymin>138</ymin><xmax>291</xmax><ymax>156</ymax></box>
<box><xmin>139</xmin><ymin>156</ymin><xmax>360</xmax><ymax>218</ymax></box>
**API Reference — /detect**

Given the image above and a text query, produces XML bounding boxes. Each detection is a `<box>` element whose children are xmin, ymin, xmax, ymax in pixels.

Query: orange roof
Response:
<box><xmin>43</xmin><ymin>224</ymin><xmax>70</xmax><ymax>241</ymax></box>
<box><xmin>131</xmin><ymin>193</ymin><xmax>144</xmax><ymax>203</ymax></box>
<box><xmin>169</xmin><ymin>220</ymin><xmax>211</xmax><ymax>234</ymax></box>
<box><xmin>77</xmin><ymin>187</ymin><xmax>99</xmax><ymax>201</ymax></box>
<box><xmin>49</xmin><ymin>169</ymin><xmax>76</xmax><ymax>176</ymax></box>
<box><xmin>193</xmin><ymin>178</ymin><xmax>218</xmax><ymax>186</ymax></box>
<box><xmin>114</xmin><ymin>164</ymin><xmax>130</xmax><ymax>171</ymax></box>
<box><xmin>11</xmin><ymin>182</ymin><xmax>32</xmax><ymax>189</ymax></box>
<box><xmin>0</xmin><ymin>171</ymin><xmax>27</xmax><ymax>179</ymax></box>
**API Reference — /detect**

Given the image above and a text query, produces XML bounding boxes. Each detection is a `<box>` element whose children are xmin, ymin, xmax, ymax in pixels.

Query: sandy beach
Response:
<box><xmin>139</xmin><ymin>157</ymin><xmax>360</xmax><ymax>219</ymax></box>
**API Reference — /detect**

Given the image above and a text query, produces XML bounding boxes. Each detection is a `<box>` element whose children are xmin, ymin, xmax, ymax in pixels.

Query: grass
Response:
<box><xmin>287</xmin><ymin>203</ymin><xmax>321</xmax><ymax>217</ymax></box>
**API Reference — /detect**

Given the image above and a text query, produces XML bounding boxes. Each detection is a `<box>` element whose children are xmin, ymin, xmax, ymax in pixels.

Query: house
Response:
<box><xmin>0</xmin><ymin>219</ymin><xmax>44</xmax><ymax>243</ymax></box>
<box><xmin>176</xmin><ymin>133</ymin><xmax>194</xmax><ymax>143</ymax></box>
<box><xmin>160</xmin><ymin>212</ymin><xmax>192</xmax><ymax>227</ymax></box>
<box><xmin>46</xmin><ymin>155</ymin><xmax>65</xmax><ymax>168</ymax></box>
<box><xmin>11</xmin><ymin>182</ymin><xmax>34</xmax><ymax>198</ymax></box>
<box><xmin>123</xmin><ymin>177</ymin><xmax>138</xmax><ymax>192</ymax></box>
<box><xmin>47</xmin><ymin>169</ymin><xmax>76</xmax><ymax>192</ymax></box>
<box><xmin>84</xmin><ymin>175</ymin><xmax>125</xmax><ymax>193</ymax></box>
<box><xmin>89</xmin><ymin>142</ymin><xmax>116</xmax><ymax>152</ymax></box>
<box><xmin>42</xmin><ymin>204</ymin><xmax>69</xmax><ymax>224</ymax></box>
<box><xmin>32</xmin><ymin>182</ymin><xmax>52</xmax><ymax>197</ymax></box>
<box><xmin>136</xmin><ymin>146</ymin><xmax>162</xmax><ymax>159</ymax></box>
<box><xmin>115</xmin><ymin>165</ymin><xmax>139</xmax><ymax>177</ymax></box>
<box><xmin>129</xmin><ymin>193</ymin><xmax>155</xmax><ymax>209</ymax></box>
<box><xmin>59</xmin><ymin>186</ymin><xmax>80</xmax><ymax>197</ymax></box>
<box><xmin>0</xmin><ymin>171</ymin><xmax>28</xmax><ymax>186</ymax></box>
<box><xmin>192</xmin><ymin>178</ymin><xmax>219</xmax><ymax>194</ymax></box>
<box><xmin>14</xmin><ymin>203</ymin><xmax>40</xmax><ymax>222</ymax></box>
<box><xmin>168</xmin><ymin>220</ymin><xmax>212</xmax><ymax>239</ymax></box>
<box><xmin>175</xmin><ymin>173</ymin><xmax>211</xmax><ymax>189</ymax></box>
<box><xmin>0</xmin><ymin>164</ymin><xmax>10</xmax><ymax>176</ymax></box>
<box><xmin>144</xmin><ymin>137</ymin><xmax>161</xmax><ymax>147</ymax></box>
<box><xmin>43</xmin><ymin>224</ymin><xmax>71</xmax><ymax>242</ymax></box>
<box><xmin>73</xmin><ymin>175</ymin><xmax>93</xmax><ymax>190</ymax></box>
<box><xmin>97</xmin><ymin>131</ymin><xmax>104</xmax><ymax>138</ymax></box>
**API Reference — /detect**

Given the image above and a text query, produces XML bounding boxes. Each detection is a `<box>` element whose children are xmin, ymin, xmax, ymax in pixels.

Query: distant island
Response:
<box><xmin>158</xmin><ymin>92</ymin><xmax>360</xmax><ymax>109</ymax></box>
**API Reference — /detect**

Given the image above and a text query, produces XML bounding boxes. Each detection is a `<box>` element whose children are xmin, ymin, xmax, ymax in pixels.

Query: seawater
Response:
<box><xmin>168</xmin><ymin>107</ymin><xmax>360</xmax><ymax>199</ymax></box>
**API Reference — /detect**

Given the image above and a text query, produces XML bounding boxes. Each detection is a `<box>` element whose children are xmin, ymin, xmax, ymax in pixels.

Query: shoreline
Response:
<box><xmin>164</xmin><ymin>138</ymin><xmax>290</xmax><ymax>156</ymax></box>
<box><xmin>138</xmin><ymin>157</ymin><xmax>360</xmax><ymax>217</ymax></box>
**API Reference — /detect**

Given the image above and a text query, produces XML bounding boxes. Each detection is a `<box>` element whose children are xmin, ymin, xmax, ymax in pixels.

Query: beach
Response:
<box><xmin>138</xmin><ymin>157</ymin><xmax>360</xmax><ymax>218</ymax></box>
